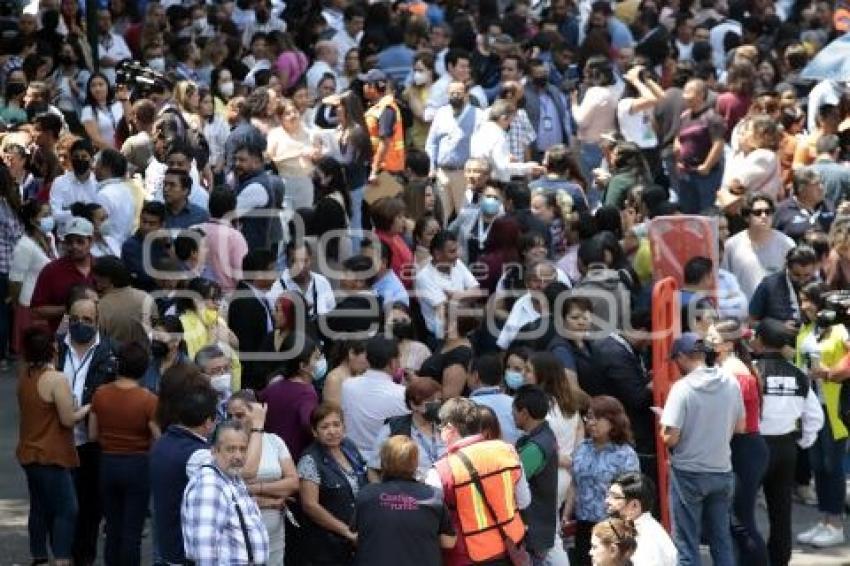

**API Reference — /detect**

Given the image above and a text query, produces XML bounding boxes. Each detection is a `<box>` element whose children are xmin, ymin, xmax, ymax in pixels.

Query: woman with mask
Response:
<box><xmin>0</xmin><ymin>70</ymin><xmax>29</xmax><ymax>128</ymax></box>
<box><xmin>531</xmin><ymin>187</ymin><xmax>574</xmax><ymax>261</ymax></box>
<box><xmin>50</xmin><ymin>39</ymin><xmax>91</xmax><ymax>121</ymax></box>
<box><xmin>368</xmin><ymin>376</ymin><xmax>444</xmax><ymax>481</ymax></box>
<box><xmin>402</xmin><ymin>51</ymin><xmax>435</xmax><ymax>150</ymax></box>
<box><xmin>323</xmin><ymin>341</ymin><xmax>368</xmax><ymax>406</ymax></box>
<box><xmin>267</xmin><ymin>98</ymin><xmax>316</xmax><ymax>211</ymax></box>
<box><xmin>259</xmin><ymin>334</ymin><xmax>324</xmax><ymax>463</ymax></box>
<box><xmin>80</xmin><ymin>72</ymin><xmax>128</xmax><ymax>150</ymax></box>
<box><xmin>211</xmin><ymin>68</ymin><xmax>236</xmax><ymax>114</ymax></box>
<box><xmin>504</xmin><ymin>345</ymin><xmax>531</xmax><ymax>391</ymax></box>
<box><xmin>10</xmin><ymin>199</ymin><xmax>56</xmax><ymax>356</ymax></box>
<box><xmin>307</xmin><ymin>156</ymin><xmax>353</xmax><ymax>263</ymax></box>
<box><xmin>142</xmin><ymin>316</ymin><xmax>189</xmax><ymax>393</ymax></box>
<box><xmin>297</xmin><ymin>402</ymin><xmax>368</xmax><ymax>565</ymax></box>
<box><xmin>386</xmin><ymin>303</ymin><xmax>431</xmax><ymax>376</ymax></box>
<box><xmin>175</xmin><ymin>277</ymin><xmax>241</xmax><ymax>384</ymax></box>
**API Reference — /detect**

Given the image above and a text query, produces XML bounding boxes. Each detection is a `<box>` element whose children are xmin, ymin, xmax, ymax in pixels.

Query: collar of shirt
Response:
<box><xmin>470</xmin><ymin>386</ymin><xmax>503</xmax><ymax>397</ymax></box>
<box><xmin>97</xmin><ymin>177</ymin><xmax>125</xmax><ymax>191</ymax></box>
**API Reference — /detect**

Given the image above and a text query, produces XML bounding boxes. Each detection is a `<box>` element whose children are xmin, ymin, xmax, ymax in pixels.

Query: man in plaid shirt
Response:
<box><xmin>182</xmin><ymin>420</ymin><xmax>269</xmax><ymax>565</ymax></box>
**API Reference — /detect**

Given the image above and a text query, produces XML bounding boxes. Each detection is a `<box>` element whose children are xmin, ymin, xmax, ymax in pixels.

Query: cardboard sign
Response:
<box><xmin>364</xmin><ymin>172</ymin><xmax>403</xmax><ymax>204</ymax></box>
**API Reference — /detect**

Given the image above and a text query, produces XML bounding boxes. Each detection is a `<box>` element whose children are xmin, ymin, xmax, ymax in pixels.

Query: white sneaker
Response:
<box><xmin>811</xmin><ymin>524</ymin><xmax>846</xmax><ymax>548</ymax></box>
<box><xmin>794</xmin><ymin>484</ymin><xmax>818</xmax><ymax>506</ymax></box>
<box><xmin>797</xmin><ymin>523</ymin><xmax>825</xmax><ymax>544</ymax></box>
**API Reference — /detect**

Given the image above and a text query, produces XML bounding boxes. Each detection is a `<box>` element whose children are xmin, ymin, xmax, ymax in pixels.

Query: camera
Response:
<box><xmin>115</xmin><ymin>60</ymin><xmax>171</xmax><ymax>97</ymax></box>
<box><xmin>816</xmin><ymin>290</ymin><xmax>850</xmax><ymax>328</ymax></box>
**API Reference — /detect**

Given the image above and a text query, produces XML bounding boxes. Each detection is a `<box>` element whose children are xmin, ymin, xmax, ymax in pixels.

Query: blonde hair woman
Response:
<box><xmin>173</xmin><ymin>81</ymin><xmax>203</xmax><ymax>131</ymax></box>
<box><xmin>721</xmin><ymin>114</ymin><xmax>782</xmax><ymax>201</ymax></box>
<box><xmin>266</xmin><ymin>97</ymin><xmax>316</xmax><ymax>210</ymax></box>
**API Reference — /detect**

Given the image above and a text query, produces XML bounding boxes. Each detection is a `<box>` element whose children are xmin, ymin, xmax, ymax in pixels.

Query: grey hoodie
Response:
<box><xmin>660</xmin><ymin>365</ymin><xmax>745</xmax><ymax>473</ymax></box>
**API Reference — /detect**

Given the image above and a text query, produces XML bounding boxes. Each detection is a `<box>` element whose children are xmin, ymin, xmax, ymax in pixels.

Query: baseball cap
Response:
<box><xmin>64</xmin><ymin>217</ymin><xmax>94</xmax><ymax>238</ymax></box>
<box><xmin>358</xmin><ymin>69</ymin><xmax>388</xmax><ymax>83</ymax></box>
<box><xmin>754</xmin><ymin>318</ymin><xmax>797</xmax><ymax>349</ymax></box>
<box><xmin>669</xmin><ymin>332</ymin><xmax>707</xmax><ymax>359</ymax></box>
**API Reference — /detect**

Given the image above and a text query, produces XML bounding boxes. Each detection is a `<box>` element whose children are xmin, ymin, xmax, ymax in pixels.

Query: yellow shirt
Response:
<box><xmin>180</xmin><ymin>310</ymin><xmax>243</xmax><ymax>391</ymax></box>
<box><xmin>796</xmin><ymin>323</ymin><xmax>848</xmax><ymax>440</ymax></box>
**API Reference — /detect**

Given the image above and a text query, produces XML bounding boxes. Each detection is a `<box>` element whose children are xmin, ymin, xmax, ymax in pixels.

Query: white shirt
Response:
<box><xmin>497</xmin><ymin>293</ymin><xmax>541</xmax><ymax>350</ymax></box>
<box><xmin>806</xmin><ymin>79</ymin><xmax>843</xmax><ymax>134</ymax></box>
<box><xmin>203</xmin><ymin>115</ymin><xmax>230</xmax><ymax>169</ymax></box>
<box><xmin>146</xmin><ymin>159</ymin><xmax>208</xmax><ymax>210</ymax></box>
<box><xmin>632</xmin><ymin>512</ymin><xmax>677</xmax><ymax>566</ymax></box>
<box><xmin>423</xmin><ymin>75</ymin><xmax>488</xmax><ymax>122</ymax></box>
<box><xmin>10</xmin><ymin>234</ymin><xmax>55</xmax><ymax>306</ymax></box>
<box><xmin>340</xmin><ymin>369</ymin><xmax>408</xmax><ymax>462</ymax></box>
<box><xmin>50</xmin><ymin>171</ymin><xmax>98</xmax><ymax>231</ymax></box>
<box><xmin>759</xmin><ymin>372</ymin><xmax>824</xmax><ymax>447</ymax></box>
<box><xmin>235</xmin><ymin>181</ymin><xmax>270</xmax><ymax>212</ymax></box>
<box><xmin>471</xmin><ymin>121</ymin><xmax>537</xmax><ymax>182</ymax></box>
<box><xmin>81</xmin><ymin>102</ymin><xmax>123</xmax><ymax>148</ymax></box>
<box><xmin>617</xmin><ymin>98</ymin><xmax>658</xmax><ymax>149</ymax></box>
<box><xmin>241</xmin><ymin>18</ymin><xmax>286</xmax><ymax>49</ymax></box>
<box><xmin>331</xmin><ymin>29</ymin><xmax>362</xmax><ymax>67</ymax></box>
<box><xmin>414</xmin><ymin>260</ymin><xmax>479</xmax><ymax>335</ymax></box>
<box><xmin>720</xmin><ymin>229</ymin><xmax>795</xmax><ymax>301</ymax></box>
<box><xmin>709</xmin><ymin>20</ymin><xmax>741</xmax><ymax>70</ymax></box>
<box><xmin>61</xmin><ymin>333</ymin><xmax>101</xmax><ymax>446</ymax></box>
<box><xmin>306</xmin><ymin>60</ymin><xmax>338</xmax><ymax>98</ymax></box>
<box><xmin>98</xmin><ymin>32</ymin><xmax>132</xmax><ymax>84</ymax></box>
<box><xmin>95</xmin><ymin>178</ymin><xmax>136</xmax><ymax>245</ymax></box>
<box><xmin>266</xmin><ymin>269</ymin><xmax>336</xmax><ymax>316</ymax></box>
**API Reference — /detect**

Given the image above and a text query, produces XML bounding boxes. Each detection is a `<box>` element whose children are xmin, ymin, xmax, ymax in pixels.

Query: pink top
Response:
<box><xmin>198</xmin><ymin>219</ymin><xmax>249</xmax><ymax>293</ymax></box>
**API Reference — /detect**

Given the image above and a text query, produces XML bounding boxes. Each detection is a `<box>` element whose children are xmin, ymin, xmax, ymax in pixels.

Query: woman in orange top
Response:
<box><xmin>89</xmin><ymin>342</ymin><xmax>159</xmax><ymax>566</ymax></box>
<box><xmin>16</xmin><ymin>327</ymin><xmax>89</xmax><ymax>566</ymax></box>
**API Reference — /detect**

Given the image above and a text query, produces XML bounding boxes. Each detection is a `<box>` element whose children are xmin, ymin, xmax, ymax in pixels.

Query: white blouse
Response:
<box><xmin>81</xmin><ymin>101</ymin><xmax>124</xmax><ymax>149</ymax></box>
<box><xmin>9</xmin><ymin>234</ymin><xmax>56</xmax><ymax>306</ymax></box>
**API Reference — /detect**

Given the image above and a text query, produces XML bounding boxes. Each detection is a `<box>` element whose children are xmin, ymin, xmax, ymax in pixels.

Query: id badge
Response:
<box><xmin>543</xmin><ymin>117</ymin><xmax>554</xmax><ymax>131</ymax></box>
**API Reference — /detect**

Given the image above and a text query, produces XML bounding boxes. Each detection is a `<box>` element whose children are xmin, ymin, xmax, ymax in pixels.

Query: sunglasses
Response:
<box><xmin>749</xmin><ymin>208</ymin><xmax>773</xmax><ymax>217</ymax></box>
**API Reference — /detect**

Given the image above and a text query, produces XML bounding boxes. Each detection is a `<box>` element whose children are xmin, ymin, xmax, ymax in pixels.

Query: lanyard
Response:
<box><xmin>785</xmin><ymin>272</ymin><xmax>802</xmax><ymax>322</ymax></box>
<box><xmin>476</xmin><ymin>216</ymin><xmax>492</xmax><ymax>249</ymax></box>
<box><xmin>67</xmin><ymin>346</ymin><xmax>96</xmax><ymax>401</ymax></box>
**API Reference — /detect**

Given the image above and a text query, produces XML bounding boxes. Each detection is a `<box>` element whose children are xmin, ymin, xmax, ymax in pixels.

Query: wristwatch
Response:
<box><xmin>250</xmin><ymin>428</ymin><xmax>263</xmax><ymax>433</ymax></box>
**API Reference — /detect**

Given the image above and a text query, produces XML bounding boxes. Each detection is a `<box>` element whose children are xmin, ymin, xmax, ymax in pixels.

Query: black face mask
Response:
<box><xmin>5</xmin><ymin>82</ymin><xmax>26</xmax><ymax>99</ymax></box>
<box><xmin>532</xmin><ymin>76</ymin><xmax>548</xmax><ymax>88</ymax></box>
<box><xmin>71</xmin><ymin>157</ymin><xmax>90</xmax><ymax>176</ymax></box>
<box><xmin>390</xmin><ymin>320</ymin><xmax>414</xmax><ymax>341</ymax></box>
<box><xmin>58</xmin><ymin>54</ymin><xmax>74</xmax><ymax>66</ymax></box>
<box><xmin>449</xmin><ymin>96</ymin><xmax>464</xmax><ymax>110</ymax></box>
<box><xmin>150</xmin><ymin>339</ymin><xmax>169</xmax><ymax>358</ymax></box>
<box><xmin>25</xmin><ymin>102</ymin><xmax>48</xmax><ymax>121</ymax></box>
<box><xmin>423</xmin><ymin>400</ymin><xmax>442</xmax><ymax>423</ymax></box>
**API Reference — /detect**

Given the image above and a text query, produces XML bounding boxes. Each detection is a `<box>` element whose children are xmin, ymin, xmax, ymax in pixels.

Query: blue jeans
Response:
<box><xmin>669</xmin><ymin>467</ymin><xmax>736</xmax><ymax>566</ymax></box>
<box><xmin>677</xmin><ymin>165</ymin><xmax>722</xmax><ymax>214</ymax></box>
<box><xmin>810</xmin><ymin>414</ymin><xmax>848</xmax><ymax>515</ymax></box>
<box><xmin>100</xmin><ymin>453</ymin><xmax>150</xmax><ymax>566</ymax></box>
<box><xmin>349</xmin><ymin>185</ymin><xmax>365</xmax><ymax>251</ymax></box>
<box><xmin>23</xmin><ymin>464</ymin><xmax>78</xmax><ymax>560</ymax></box>
<box><xmin>730</xmin><ymin>433</ymin><xmax>769</xmax><ymax>566</ymax></box>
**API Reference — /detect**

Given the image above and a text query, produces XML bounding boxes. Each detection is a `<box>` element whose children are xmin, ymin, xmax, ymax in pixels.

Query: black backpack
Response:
<box><xmin>839</xmin><ymin>382</ymin><xmax>850</xmax><ymax>430</ymax></box>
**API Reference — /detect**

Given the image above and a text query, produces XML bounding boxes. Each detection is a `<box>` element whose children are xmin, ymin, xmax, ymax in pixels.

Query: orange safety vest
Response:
<box><xmin>437</xmin><ymin>439</ymin><xmax>525</xmax><ymax>563</ymax></box>
<box><xmin>365</xmin><ymin>94</ymin><xmax>406</xmax><ymax>173</ymax></box>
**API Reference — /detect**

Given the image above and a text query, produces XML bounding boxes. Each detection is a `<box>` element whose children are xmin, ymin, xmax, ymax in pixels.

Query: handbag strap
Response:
<box><xmin>202</xmin><ymin>465</ymin><xmax>255</xmax><ymax>564</ymax></box>
<box><xmin>454</xmin><ymin>449</ymin><xmax>513</xmax><ymax>542</ymax></box>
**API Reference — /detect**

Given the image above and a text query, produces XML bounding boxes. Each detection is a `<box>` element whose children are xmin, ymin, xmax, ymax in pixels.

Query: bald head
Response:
<box><xmin>682</xmin><ymin>79</ymin><xmax>707</xmax><ymax>110</ymax></box>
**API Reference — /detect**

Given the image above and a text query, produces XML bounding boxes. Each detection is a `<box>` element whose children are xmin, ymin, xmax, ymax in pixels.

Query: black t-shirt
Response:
<box><xmin>418</xmin><ymin>345</ymin><xmax>473</xmax><ymax>382</ymax></box>
<box><xmin>352</xmin><ymin>479</ymin><xmax>454</xmax><ymax>566</ymax></box>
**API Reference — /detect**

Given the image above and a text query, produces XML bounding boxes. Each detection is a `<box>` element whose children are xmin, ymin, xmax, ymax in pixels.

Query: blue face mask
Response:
<box><xmin>313</xmin><ymin>357</ymin><xmax>328</xmax><ymax>381</ymax></box>
<box><xmin>480</xmin><ymin>196</ymin><xmax>501</xmax><ymax>216</ymax></box>
<box><xmin>39</xmin><ymin>216</ymin><xmax>55</xmax><ymax>233</ymax></box>
<box><xmin>504</xmin><ymin>370</ymin><xmax>525</xmax><ymax>390</ymax></box>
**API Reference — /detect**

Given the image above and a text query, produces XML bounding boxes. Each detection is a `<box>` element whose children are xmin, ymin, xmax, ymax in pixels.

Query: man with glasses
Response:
<box><xmin>774</xmin><ymin>168</ymin><xmax>834</xmax><ymax>241</ymax></box>
<box><xmin>605</xmin><ymin>471</ymin><xmax>677</xmax><ymax>566</ymax></box>
<box><xmin>426</xmin><ymin>397</ymin><xmax>530</xmax><ymax>566</ymax></box>
<box><xmin>721</xmin><ymin>192</ymin><xmax>795</xmax><ymax>301</ymax></box>
<box><xmin>196</xmin><ymin>345</ymin><xmax>234</xmax><ymax>422</ymax></box>
<box><xmin>471</xmin><ymin>100</ymin><xmax>545</xmax><ymax>183</ymax></box>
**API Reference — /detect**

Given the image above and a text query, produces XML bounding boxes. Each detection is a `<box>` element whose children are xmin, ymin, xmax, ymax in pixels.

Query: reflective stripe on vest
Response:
<box><xmin>444</xmin><ymin>440</ymin><xmax>525</xmax><ymax>561</ymax></box>
<box><xmin>365</xmin><ymin>94</ymin><xmax>406</xmax><ymax>172</ymax></box>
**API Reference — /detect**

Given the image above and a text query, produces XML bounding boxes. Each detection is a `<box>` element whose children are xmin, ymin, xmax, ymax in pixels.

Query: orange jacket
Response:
<box><xmin>365</xmin><ymin>94</ymin><xmax>406</xmax><ymax>173</ymax></box>
<box><xmin>436</xmin><ymin>436</ymin><xmax>525</xmax><ymax>565</ymax></box>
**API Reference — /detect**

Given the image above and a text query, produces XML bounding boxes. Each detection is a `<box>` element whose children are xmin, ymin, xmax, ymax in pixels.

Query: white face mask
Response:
<box><xmin>219</xmin><ymin>81</ymin><xmax>235</xmax><ymax>98</ymax></box>
<box><xmin>148</xmin><ymin>57</ymin><xmax>166</xmax><ymax>72</ymax></box>
<box><xmin>412</xmin><ymin>70</ymin><xmax>430</xmax><ymax>86</ymax></box>
<box><xmin>211</xmin><ymin>373</ymin><xmax>232</xmax><ymax>396</ymax></box>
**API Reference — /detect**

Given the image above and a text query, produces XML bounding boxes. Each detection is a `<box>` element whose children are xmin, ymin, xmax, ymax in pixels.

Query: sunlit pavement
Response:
<box><xmin>0</xmin><ymin>368</ymin><xmax>846</xmax><ymax>565</ymax></box>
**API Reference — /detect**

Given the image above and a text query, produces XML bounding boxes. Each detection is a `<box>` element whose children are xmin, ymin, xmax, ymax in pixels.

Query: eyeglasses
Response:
<box><xmin>606</xmin><ymin>490</ymin><xmax>627</xmax><ymax>500</ymax></box>
<box><xmin>750</xmin><ymin>208</ymin><xmax>773</xmax><ymax>217</ymax></box>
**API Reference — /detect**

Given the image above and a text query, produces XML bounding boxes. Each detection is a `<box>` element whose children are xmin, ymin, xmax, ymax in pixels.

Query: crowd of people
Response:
<box><xmin>5</xmin><ymin>0</ymin><xmax>850</xmax><ymax>565</ymax></box>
